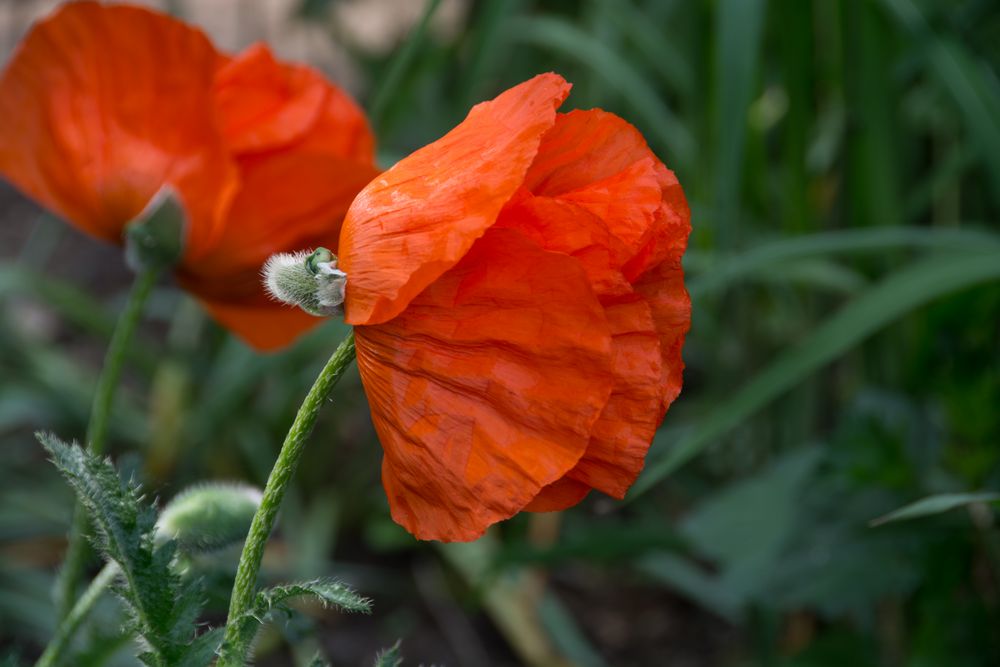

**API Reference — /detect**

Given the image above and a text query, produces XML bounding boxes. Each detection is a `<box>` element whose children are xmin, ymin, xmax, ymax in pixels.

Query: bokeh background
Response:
<box><xmin>2</xmin><ymin>0</ymin><xmax>999</xmax><ymax>665</ymax></box>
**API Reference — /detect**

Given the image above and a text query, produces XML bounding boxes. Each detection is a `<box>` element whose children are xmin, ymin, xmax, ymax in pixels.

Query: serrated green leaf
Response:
<box><xmin>253</xmin><ymin>578</ymin><xmax>372</xmax><ymax>617</ymax></box>
<box><xmin>37</xmin><ymin>433</ymin><xmax>205</xmax><ymax>667</ymax></box>
<box><xmin>870</xmin><ymin>492</ymin><xmax>1000</xmax><ymax>526</ymax></box>
<box><xmin>221</xmin><ymin>578</ymin><xmax>371</xmax><ymax>662</ymax></box>
<box><xmin>373</xmin><ymin>641</ymin><xmax>403</xmax><ymax>667</ymax></box>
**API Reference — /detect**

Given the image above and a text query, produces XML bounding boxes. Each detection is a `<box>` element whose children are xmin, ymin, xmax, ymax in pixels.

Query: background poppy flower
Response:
<box><xmin>339</xmin><ymin>73</ymin><xmax>691</xmax><ymax>541</ymax></box>
<box><xmin>0</xmin><ymin>1</ymin><xmax>377</xmax><ymax>350</ymax></box>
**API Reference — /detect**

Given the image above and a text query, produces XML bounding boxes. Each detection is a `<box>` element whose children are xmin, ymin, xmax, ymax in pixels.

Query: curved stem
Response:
<box><xmin>36</xmin><ymin>563</ymin><xmax>118</xmax><ymax>667</ymax></box>
<box><xmin>219</xmin><ymin>332</ymin><xmax>357</xmax><ymax>666</ymax></box>
<box><xmin>55</xmin><ymin>267</ymin><xmax>159</xmax><ymax>620</ymax></box>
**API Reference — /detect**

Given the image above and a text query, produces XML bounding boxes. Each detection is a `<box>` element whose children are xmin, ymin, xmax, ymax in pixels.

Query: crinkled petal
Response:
<box><xmin>0</xmin><ymin>2</ymin><xmax>237</xmax><ymax>252</ymax></box>
<box><xmin>497</xmin><ymin>195</ymin><xmax>666</xmax><ymax>497</ymax></box>
<box><xmin>622</xmin><ymin>171</ymin><xmax>690</xmax><ymax>281</ymax></box>
<box><xmin>526</xmin><ymin>109</ymin><xmax>673</xmax><ymax>261</ymax></box>
<box><xmin>340</xmin><ymin>73</ymin><xmax>571</xmax><ymax>326</ymax></box>
<box><xmin>215</xmin><ymin>43</ymin><xmax>374</xmax><ymax>163</ymax></box>
<box><xmin>632</xmin><ymin>254</ymin><xmax>690</xmax><ymax>415</ymax></box>
<box><xmin>497</xmin><ymin>195</ymin><xmax>633</xmax><ymax>297</ymax></box>
<box><xmin>355</xmin><ymin>228</ymin><xmax>613</xmax><ymax>541</ymax></box>
<box><xmin>566</xmin><ymin>294</ymin><xmax>663</xmax><ymax>497</ymax></box>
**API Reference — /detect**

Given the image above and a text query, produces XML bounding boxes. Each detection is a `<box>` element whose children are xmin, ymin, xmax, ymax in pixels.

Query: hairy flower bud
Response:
<box><xmin>156</xmin><ymin>482</ymin><xmax>262</xmax><ymax>553</ymax></box>
<box><xmin>263</xmin><ymin>247</ymin><xmax>347</xmax><ymax>317</ymax></box>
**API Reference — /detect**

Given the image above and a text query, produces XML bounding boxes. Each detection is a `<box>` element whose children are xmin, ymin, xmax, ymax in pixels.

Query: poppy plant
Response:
<box><xmin>0</xmin><ymin>1</ymin><xmax>377</xmax><ymax>350</ymax></box>
<box><xmin>338</xmin><ymin>73</ymin><xmax>691</xmax><ymax>541</ymax></box>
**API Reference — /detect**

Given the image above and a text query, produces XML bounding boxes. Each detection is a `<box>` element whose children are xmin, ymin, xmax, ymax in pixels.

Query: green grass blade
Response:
<box><xmin>603</xmin><ymin>0</ymin><xmax>693</xmax><ymax>99</ymax></box>
<box><xmin>368</xmin><ymin>0</ymin><xmax>443</xmax><ymax>134</ymax></box>
<box><xmin>688</xmin><ymin>226</ymin><xmax>1000</xmax><ymax>299</ymax></box>
<box><xmin>870</xmin><ymin>492</ymin><xmax>1000</xmax><ymax>526</ymax></box>
<box><xmin>631</xmin><ymin>249</ymin><xmax>1000</xmax><ymax>498</ymax></box>
<box><xmin>711</xmin><ymin>0</ymin><xmax>767</xmax><ymax>247</ymax></box>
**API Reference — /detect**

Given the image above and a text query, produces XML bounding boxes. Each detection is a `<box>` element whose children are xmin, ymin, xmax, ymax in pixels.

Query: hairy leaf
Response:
<box><xmin>38</xmin><ymin>433</ymin><xmax>211</xmax><ymax>667</ymax></box>
<box><xmin>221</xmin><ymin>578</ymin><xmax>371</xmax><ymax>661</ymax></box>
<box><xmin>374</xmin><ymin>641</ymin><xmax>403</xmax><ymax>667</ymax></box>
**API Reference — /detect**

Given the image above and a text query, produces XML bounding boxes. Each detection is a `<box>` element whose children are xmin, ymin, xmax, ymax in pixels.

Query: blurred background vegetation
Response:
<box><xmin>1</xmin><ymin>0</ymin><xmax>999</xmax><ymax>665</ymax></box>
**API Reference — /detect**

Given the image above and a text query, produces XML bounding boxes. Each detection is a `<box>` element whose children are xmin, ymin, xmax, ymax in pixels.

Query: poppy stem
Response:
<box><xmin>219</xmin><ymin>331</ymin><xmax>357</xmax><ymax>666</ymax></box>
<box><xmin>55</xmin><ymin>266</ymin><xmax>161</xmax><ymax>621</ymax></box>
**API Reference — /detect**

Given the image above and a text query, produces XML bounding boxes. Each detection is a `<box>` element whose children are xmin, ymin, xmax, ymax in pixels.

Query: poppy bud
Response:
<box><xmin>124</xmin><ymin>187</ymin><xmax>186</xmax><ymax>272</ymax></box>
<box><xmin>263</xmin><ymin>247</ymin><xmax>347</xmax><ymax>317</ymax></box>
<box><xmin>156</xmin><ymin>482</ymin><xmax>262</xmax><ymax>553</ymax></box>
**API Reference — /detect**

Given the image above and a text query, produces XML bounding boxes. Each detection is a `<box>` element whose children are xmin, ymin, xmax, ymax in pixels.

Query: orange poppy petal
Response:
<box><xmin>622</xmin><ymin>168</ymin><xmax>690</xmax><ymax>282</ymax></box>
<box><xmin>355</xmin><ymin>228</ymin><xmax>613</xmax><ymax>541</ymax></box>
<box><xmin>632</xmin><ymin>255</ymin><xmax>690</xmax><ymax>415</ymax></box>
<box><xmin>525</xmin><ymin>109</ymin><xmax>670</xmax><ymax>258</ymax></box>
<box><xmin>184</xmin><ymin>150</ymin><xmax>379</xmax><ymax>270</ymax></box>
<box><xmin>196</xmin><ymin>295</ymin><xmax>324</xmax><ymax>351</ymax></box>
<box><xmin>214</xmin><ymin>43</ymin><xmax>374</xmax><ymax>163</ymax></box>
<box><xmin>496</xmin><ymin>195</ymin><xmax>633</xmax><ymax>297</ymax></box>
<box><xmin>0</xmin><ymin>2</ymin><xmax>237</xmax><ymax>252</ymax></box>
<box><xmin>214</xmin><ymin>44</ymin><xmax>327</xmax><ymax>154</ymax></box>
<box><xmin>524</xmin><ymin>477</ymin><xmax>591</xmax><ymax>513</ymax></box>
<box><xmin>526</xmin><ymin>109</ymin><xmax>655</xmax><ymax>191</ymax></box>
<box><xmin>340</xmin><ymin>73</ymin><xmax>571</xmax><ymax>326</ymax></box>
<box><xmin>566</xmin><ymin>294</ymin><xmax>663</xmax><ymax>497</ymax></box>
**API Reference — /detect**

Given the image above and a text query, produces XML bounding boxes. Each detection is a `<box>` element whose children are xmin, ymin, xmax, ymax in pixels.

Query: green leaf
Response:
<box><xmin>37</xmin><ymin>433</ymin><xmax>208</xmax><ymax>667</ymax></box>
<box><xmin>223</xmin><ymin>578</ymin><xmax>371</xmax><ymax>661</ymax></box>
<box><xmin>373</xmin><ymin>641</ymin><xmax>403</xmax><ymax>667</ymax></box>
<box><xmin>681</xmin><ymin>448</ymin><xmax>823</xmax><ymax>577</ymax></box>
<box><xmin>870</xmin><ymin>492</ymin><xmax>1000</xmax><ymax>526</ymax></box>
<box><xmin>253</xmin><ymin>579</ymin><xmax>372</xmax><ymax>617</ymax></box>
<box><xmin>631</xmin><ymin>249</ymin><xmax>1000</xmax><ymax>498</ymax></box>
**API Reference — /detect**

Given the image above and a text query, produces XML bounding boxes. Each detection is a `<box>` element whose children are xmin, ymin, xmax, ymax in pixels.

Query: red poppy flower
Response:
<box><xmin>0</xmin><ymin>2</ymin><xmax>377</xmax><ymax>350</ymax></box>
<box><xmin>339</xmin><ymin>73</ymin><xmax>690</xmax><ymax>541</ymax></box>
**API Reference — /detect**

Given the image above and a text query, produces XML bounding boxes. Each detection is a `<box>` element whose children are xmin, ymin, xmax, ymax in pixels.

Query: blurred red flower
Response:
<box><xmin>339</xmin><ymin>73</ymin><xmax>691</xmax><ymax>541</ymax></box>
<box><xmin>0</xmin><ymin>1</ymin><xmax>377</xmax><ymax>350</ymax></box>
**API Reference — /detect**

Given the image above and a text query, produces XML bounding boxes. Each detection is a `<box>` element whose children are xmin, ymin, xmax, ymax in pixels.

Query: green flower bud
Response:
<box><xmin>124</xmin><ymin>187</ymin><xmax>185</xmax><ymax>272</ymax></box>
<box><xmin>263</xmin><ymin>247</ymin><xmax>347</xmax><ymax>317</ymax></box>
<box><xmin>156</xmin><ymin>483</ymin><xmax>262</xmax><ymax>553</ymax></box>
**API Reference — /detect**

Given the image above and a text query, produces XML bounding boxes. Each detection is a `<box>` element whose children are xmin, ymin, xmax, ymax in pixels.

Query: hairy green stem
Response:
<box><xmin>219</xmin><ymin>332</ymin><xmax>357</xmax><ymax>666</ymax></box>
<box><xmin>55</xmin><ymin>267</ymin><xmax>159</xmax><ymax>620</ymax></box>
<box><xmin>36</xmin><ymin>563</ymin><xmax>118</xmax><ymax>667</ymax></box>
